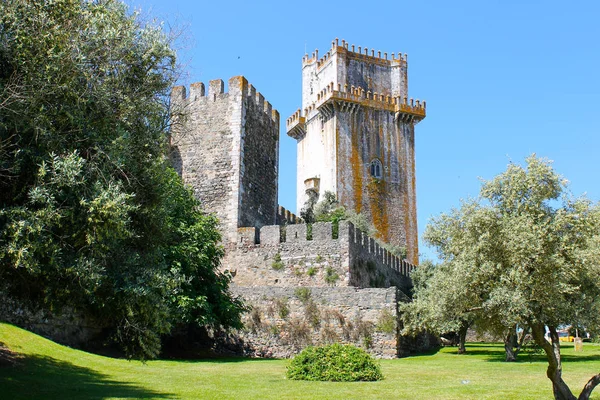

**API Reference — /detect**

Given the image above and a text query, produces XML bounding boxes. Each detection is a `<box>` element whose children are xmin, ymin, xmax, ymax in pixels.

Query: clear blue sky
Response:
<box><xmin>127</xmin><ymin>0</ymin><xmax>600</xmax><ymax>261</ymax></box>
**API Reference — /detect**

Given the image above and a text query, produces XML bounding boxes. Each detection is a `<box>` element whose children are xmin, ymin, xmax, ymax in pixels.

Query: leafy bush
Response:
<box><xmin>286</xmin><ymin>343</ymin><xmax>383</xmax><ymax>381</ymax></box>
<box><xmin>0</xmin><ymin>0</ymin><xmax>244</xmax><ymax>359</ymax></box>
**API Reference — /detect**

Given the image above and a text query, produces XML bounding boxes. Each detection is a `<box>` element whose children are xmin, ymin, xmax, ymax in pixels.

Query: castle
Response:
<box><xmin>169</xmin><ymin>39</ymin><xmax>430</xmax><ymax>358</ymax></box>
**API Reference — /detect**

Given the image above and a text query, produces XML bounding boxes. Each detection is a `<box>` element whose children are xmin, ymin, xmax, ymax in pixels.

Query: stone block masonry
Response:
<box><xmin>288</xmin><ymin>39</ymin><xmax>425</xmax><ymax>264</ymax></box>
<box><xmin>226</xmin><ymin>286</ymin><xmax>401</xmax><ymax>359</ymax></box>
<box><xmin>167</xmin><ymin>40</ymin><xmax>436</xmax><ymax>359</ymax></box>
<box><xmin>219</xmin><ymin>220</ymin><xmax>419</xmax><ymax>358</ymax></box>
<box><xmin>223</xmin><ymin>221</ymin><xmax>415</xmax><ymax>294</ymax></box>
<box><xmin>170</xmin><ymin>76</ymin><xmax>279</xmax><ymax>244</ymax></box>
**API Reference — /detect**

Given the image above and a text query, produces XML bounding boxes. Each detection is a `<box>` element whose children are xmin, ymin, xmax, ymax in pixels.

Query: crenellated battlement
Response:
<box><xmin>302</xmin><ymin>38</ymin><xmax>408</xmax><ymax>69</ymax></box>
<box><xmin>232</xmin><ymin>221</ymin><xmax>416</xmax><ymax>279</ymax></box>
<box><xmin>171</xmin><ymin>76</ymin><xmax>279</xmax><ymax>124</ymax></box>
<box><xmin>286</xmin><ymin>108</ymin><xmax>307</xmax><ymax>139</ymax></box>
<box><xmin>287</xmin><ymin>82</ymin><xmax>425</xmax><ymax>128</ymax></box>
<box><xmin>276</xmin><ymin>205</ymin><xmax>301</xmax><ymax>225</ymax></box>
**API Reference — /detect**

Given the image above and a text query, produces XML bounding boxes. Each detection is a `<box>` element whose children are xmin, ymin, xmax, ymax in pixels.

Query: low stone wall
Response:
<box><xmin>223</xmin><ymin>286</ymin><xmax>400</xmax><ymax>359</ymax></box>
<box><xmin>0</xmin><ymin>292</ymin><xmax>103</xmax><ymax>348</ymax></box>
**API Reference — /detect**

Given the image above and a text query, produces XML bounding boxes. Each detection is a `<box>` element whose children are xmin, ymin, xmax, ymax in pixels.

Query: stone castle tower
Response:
<box><xmin>162</xmin><ymin>43</ymin><xmax>432</xmax><ymax>359</ymax></box>
<box><xmin>286</xmin><ymin>39</ymin><xmax>426</xmax><ymax>264</ymax></box>
<box><xmin>170</xmin><ymin>76</ymin><xmax>280</xmax><ymax>243</ymax></box>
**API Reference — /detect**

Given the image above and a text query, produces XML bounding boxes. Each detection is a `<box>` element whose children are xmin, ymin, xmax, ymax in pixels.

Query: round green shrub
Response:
<box><xmin>286</xmin><ymin>343</ymin><xmax>383</xmax><ymax>381</ymax></box>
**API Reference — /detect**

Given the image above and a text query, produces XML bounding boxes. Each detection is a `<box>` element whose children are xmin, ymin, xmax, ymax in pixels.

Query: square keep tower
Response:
<box><xmin>286</xmin><ymin>39</ymin><xmax>426</xmax><ymax>264</ymax></box>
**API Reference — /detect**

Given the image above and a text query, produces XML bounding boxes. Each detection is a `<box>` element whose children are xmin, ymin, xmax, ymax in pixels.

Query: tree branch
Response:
<box><xmin>578</xmin><ymin>373</ymin><xmax>600</xmax><ymax>400</ymax></box>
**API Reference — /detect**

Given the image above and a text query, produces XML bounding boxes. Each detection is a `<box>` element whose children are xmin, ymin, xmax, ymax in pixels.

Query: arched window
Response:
<box><xmin>370</xmin><ymin>159</ymin><xmax>383</xmax><ymax>179</ymax></box>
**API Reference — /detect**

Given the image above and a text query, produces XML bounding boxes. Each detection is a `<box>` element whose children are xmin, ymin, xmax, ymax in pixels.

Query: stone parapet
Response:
<box><xmin>302</xmin><ymin>38</ymin><xmax>408</xmax><ymax>68</ymax></box>
<box><xmin>171</xmin><ymin>76</ymin><xmax>279</xmax><ymax>124</ymax></box>
<box><xmin>276</xmin><ymin>205</ymin><xmax>301</xmax><ymax>225</ymax></box>
<box><xmin>222</xmin><ymin>221</ymin><xmax>414</xmax><ymax>293</ymax></box>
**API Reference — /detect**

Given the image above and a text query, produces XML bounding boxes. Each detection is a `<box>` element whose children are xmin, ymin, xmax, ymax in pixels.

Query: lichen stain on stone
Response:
<box><xmin>367</xmin><ymin>177</ymin><xmax>390</xmax><ymax>243</ymax></box>
<box><xmin>350</xmin><ymin>115</ymin><xmax>363</xmax><ymax>214</ymax></box>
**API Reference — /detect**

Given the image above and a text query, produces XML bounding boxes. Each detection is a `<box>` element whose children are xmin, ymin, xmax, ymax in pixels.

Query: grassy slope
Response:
<box><xmin>1</xmin><ymin>322</ymin><xmax>599</xmax><ymax>400</ymax></box>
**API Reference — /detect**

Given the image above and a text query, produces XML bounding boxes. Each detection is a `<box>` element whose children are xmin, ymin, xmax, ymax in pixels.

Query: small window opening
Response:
<box><xmin>370</xmin><ymin>159</ymin><xmax>383</xmax><ymax>179</ymax></box>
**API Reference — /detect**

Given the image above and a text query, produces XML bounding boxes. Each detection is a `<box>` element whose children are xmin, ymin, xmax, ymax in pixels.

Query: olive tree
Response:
<box><xmin>399</xmin><ymin>260</ymin><xmax>479</xmax><ymax>354</ymax></box>
<box><xmin>420</xmin><ymin>155</ymin><xmax>600</xmax><ymax>400</ymax></box>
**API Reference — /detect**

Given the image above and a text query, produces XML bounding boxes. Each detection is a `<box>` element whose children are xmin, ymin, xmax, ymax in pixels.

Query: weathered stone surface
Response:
<box><xmin>222</xmin><ymin>221</ymin><xmax>414</xmax><ymax>294</ymax></box>
<box><xmin>225</xmin><ymin>286</ymin><xmax>400</xmax><ymax>359</ymax></box>
<box><xmin>170</xmin><ymin>76</ymin><xmax>279</xmax><ymax>243</ymax></box>
<box><xmin>289</xmin><ymin>41</ymin><xmax>424</xmax><ymax>264</ymax></box>
<box><xmin>0</xmin><ymin>290</ymin><xmax>103</xmax><ymax>348</ymax></box>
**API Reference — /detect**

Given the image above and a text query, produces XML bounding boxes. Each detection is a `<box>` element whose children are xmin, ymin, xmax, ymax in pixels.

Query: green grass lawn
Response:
<box><xmin>1</xmin><ymin>322</ymin><xmax>599</xmax><ymax>399</ymax></box>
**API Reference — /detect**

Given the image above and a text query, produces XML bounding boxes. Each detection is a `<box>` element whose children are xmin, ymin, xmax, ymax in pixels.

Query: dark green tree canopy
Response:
<box><xmin>0</xmin><ymin>0</ymin><xmax>243</xmax><ymax>359</ymax></box>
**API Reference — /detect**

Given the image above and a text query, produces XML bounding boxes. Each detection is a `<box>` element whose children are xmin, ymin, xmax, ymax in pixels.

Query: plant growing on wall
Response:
<box><xmin>271</xmin><ymin>253</ymin><xmax>284</xmax><ymax>270</ymax></box>
<box><xmin>376</xmin><ymin>309</ymin><xmax>396</xmax><ymax>334</ymax></box>
<box><xmin>324</xmin><ymin>267</ymin><xmax>340</xmax><ymax>285</ymax></box>
<box><xmin>295</xmin><ymin>288</ymin><xmax>312</xmax><ymax>303</ymax></box>
<box><xmin>274</xmin><ymin>298</ymin><xmax>290</xmax><ymax>319</ymax></box>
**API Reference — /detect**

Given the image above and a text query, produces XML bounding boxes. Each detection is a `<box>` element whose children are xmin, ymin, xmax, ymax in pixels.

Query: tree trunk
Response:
<box><xmin>504</xmin><ymin>328</ymin><xmax>517</xmax><ymax>362</ymax></box>
<box><xmin>514</xmin><ymin>325</ymin><xmax>529</xmax><ymax>358</ymax></box>
<box><xmin>457</xmin><ymin>320</ymin><xmax>468</xmax><ymax>354</ymax></box>
<box><xmin>530</xmin><ymin>322</ymin><xmax>577</xmax><ymax>400</ymax></box>
<box><xmin>504</xmin><ymin>324</ymin><xmax>529</xmax><ymax>361</ymax></box>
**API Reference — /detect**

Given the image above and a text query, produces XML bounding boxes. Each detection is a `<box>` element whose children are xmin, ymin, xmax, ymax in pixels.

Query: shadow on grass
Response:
<box><xmin>451</xmin><ymin>343</ymin><xmax>600</xmax><ymax>364</ymax></box>
<box><xmin>0</xmin><ymin>353</ymin><xmax>175</xmax><ymax>400</ymax></box>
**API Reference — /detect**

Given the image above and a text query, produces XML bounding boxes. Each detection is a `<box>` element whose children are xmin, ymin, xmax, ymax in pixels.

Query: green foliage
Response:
<box><xmin>306</xmin><ymin>224</ymin><xmax>313</xmax><ymax>240</ymax></box>
<box><xmin>286</xmin><ymin>343</ymin><xmax>383</xmax><ymax>382</ymax></box>
<box><xmin>376</xmin><ymin>309</ymin><xmax>396</xmax><ymax>334</ymax></box>
<box><xmin>300</xmin><ymin>190</ymin><xmax>319</xmax><ymax>224</ymax></box>
<box><xmin>300</xmin><ymin>191</ymin><xmax>373</xmax><ymax>238</ymax></box>
<box><xmin>324</xmin><ymin>267</ymin><xmax>340</xmax><ymax>285</ymax></box>
<box><xmin>407</xmin><ymin>155</ymin><xmax>600</xmax><ymax>399</ymax></box>
<box><xmin>306</xmin><ymin>266</ymin><xmax>317</xmax><ymax>277</ymax></box>
<box><xmin>399</xmin><ymin>260</ymin><xmax>469</xmax><ymax>337</ymax></box>
<box><xmin>274</xmin><ymin>298</ymin><xmax>290</xmax><ymax>319</ymax></box>
<box><xmin>0</xmin><ymin>0</ymin><xmax>243</xmax><ymax>359</ymax></box>
<box><xmin>381</xmin><ymin>243</ymin><xmax>407</xmax><ymax>259</ymax></box>
<box><xmin>294</xmin><ymin>287</ymin><xmax>312</xmax><ymax>303</ymax></box>
<box><xmin>271</xmin><ymin>253</ymin><xmax>285</xmax><ymax>271</ymax></box>
<box><xmin>344</xmin><ymin>210</ymin><xmax>373</xmax><ymax>236</ymax></box>
<box><xmin>304</xmin><ymin>299</ymin><xmax>321</xmax><ymax>329</ymax></box>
